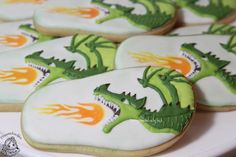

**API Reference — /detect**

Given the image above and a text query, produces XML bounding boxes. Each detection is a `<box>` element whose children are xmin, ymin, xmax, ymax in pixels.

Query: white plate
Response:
<box><xmin>0</xmin><ymin>111</ymin><xmax>236</xmax><ymax>157</ymax></box>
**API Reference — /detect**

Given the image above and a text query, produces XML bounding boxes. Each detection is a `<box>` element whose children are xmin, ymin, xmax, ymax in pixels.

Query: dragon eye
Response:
<box><xmin>121</xmin><ymin>98</ymin><xmax>126</xmax><ymax>102</ymax></box>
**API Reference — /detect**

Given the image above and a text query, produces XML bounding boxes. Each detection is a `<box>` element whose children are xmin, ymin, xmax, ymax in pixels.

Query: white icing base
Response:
<box><xmin>22</xmin><ymin>67</ymin><xmax>182</xmax><ymax>150</ymax></box>
<box><xmin>0</xmin><ymin>20</ymin><xmax>35</xmax><ymax>53</ymax></box>
<box><xmin>0</xmin><ymin>37</ymin><xmax>86</xmax><ymax>104</ymax></box>
<box><xmin>169</xmin><ymin>24</ymin><xmax>210</xmax><ymax>35</ymax></box>
<box><xmin>178</xmin><ymin>8</ymin><xmax>214</xmax><ymax>25</ymax></box>
<box><xmin>170</xmin><ymin>22</ymin><xmax>236</xmax><ymax>36</ymax></box>
<box><xmin>0</xmin><ymin>0</ymin><xmax>46</xmax><ymax>21</ymax></box>
<box><xmin>34</xmin><ymin>0</ymin><xmax>155</xmax><ymax>35</ymax></box>
<box><xmin>116</xmin><ymin>35</ymin><xmax>236</xmax><ymax>107</ymax></box>
<box><xmin>176</xmin><ymin>0</ymin><xmax>215</xmax><ymax>24</ymax></box>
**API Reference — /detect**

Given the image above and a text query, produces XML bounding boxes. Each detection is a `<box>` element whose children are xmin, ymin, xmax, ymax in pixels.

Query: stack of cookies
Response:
<box><xmin>0</xmin><ymin>0</ymin><xmax>235</xmax><ymax>156</ymax></box>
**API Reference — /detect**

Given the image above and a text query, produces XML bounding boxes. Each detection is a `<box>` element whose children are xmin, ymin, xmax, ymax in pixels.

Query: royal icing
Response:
<box><xmin>116</xmin><ymin>35</ymin><xmax>236</xmax><ymax>107</ymax></box>
<box><xmin>33</xmin><ymin>0</ymin><xmax>176</xmax><ymax>35</ymax></box>
<box><xmin>170</xmin><ymin>23</ymin><xmax>236</xmax><ymax>36</ymax></box>
<box><xmin>0</xmin><ymin>34</ymin><xmax>116</xmax><ymax>107</ymax></box>
<box><xmin>0</xmin><ymin>0</ymin><xmax>47</xmax><ymax>21</ymax></box>
<box><xmin>175</xmin><ymin>0</ymin><xmax>236</xmax><ymax>24</ymax></box>
<box><xmin>22</xmin><ymin>66</ymin><xmax>194</xmax><ymax>152</ymax></box>
<box><xmin>0</xmin><ymin>20</ymin><xmax>56</xmax><ymax>53</ymax></box>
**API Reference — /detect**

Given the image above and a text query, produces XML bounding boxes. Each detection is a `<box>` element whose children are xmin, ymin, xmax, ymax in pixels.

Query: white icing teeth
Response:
<box><xmin>105</xmin><ymin>115</ymin><xmax>119</xmax><ymax>126</ymax></box>
<box><xmin>28</xmin><ymin>63</ymin><xmax>49</xmax><ymax>73</ymax></box>
<box><xmin>34</xmin><ymin>73</ymin><xmax>49</xmax><ymax>87</ymax></box>
<box><xmin>94</xmin><ymin>95</ymin><xmax>121</xmax><ymax>125</ymax></box>
<box><xmin>28</xmin><ymin>63</ymin><xmax>50</xmax><ymax>87</ymax></box>
<box><xmin>181</xmin><ymin>51</ymin><xmax>201</xmax><ymax>78</ymax></box>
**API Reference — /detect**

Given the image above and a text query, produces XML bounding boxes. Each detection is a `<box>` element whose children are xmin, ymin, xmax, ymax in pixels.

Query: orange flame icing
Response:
<box><xmin>50</xmin><ymin>7</ymin><xmax>100</xmax><ymax>19</ymax></box>
<box><xmin>5</xmin><ymin>0</ymin><xmax>44</xmax><ymax>4</ymax></box>
<box><xmin>0</xmin><ymin>67</ymin><xmax>38</xmax><ymax>85</ymax></box>
<box><xmin>0</xmin><ymin>34</ymin><xmax>28</xmax><ymax>47</ymax></box>
<box><xmin>130</xmin><ymin>52</ymin><xmax>192</xmax><ymax>76</ymax></box>
<box><xmin>37</xmin><ymin>103</ymin><xmax>104</xmax><ymax>125</ymax></box>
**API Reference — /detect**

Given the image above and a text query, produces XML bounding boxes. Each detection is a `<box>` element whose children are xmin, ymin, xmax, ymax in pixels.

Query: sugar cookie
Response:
<box><xmin>170</xmin><ymin>23</ymin><xmax>236</xmax><ymax>36</ymax></box>
<box><xmin>22</xmin><ymin>66</ymin><xmax>195</xmax><ymax>157</ymax></box>
<box><xmin>0</xmin><ymin>0</ymin><xmax>48</xmax><ymax>21</ymax></box>
<box><xmin>0</xmin><ymin>34</ymin><xmax>116</xmax><ymax>111</ymax></box>
<box><xmin>175</xmin><ymin>0</ymin><xmax>236</xmax><ymax>25</ymax></box>
<box><xmin>0</xmin><ymin>20</ymin><xmax>56</xmax><ymax>53</ymax></box>
<box><xmin>116</xmin><ymin>35</ymin><xmax>236</xmax><ymax>111</ymax></box>
<box><xmin>33</xmin><ymin>0</ymin><xmax>177</xmax><ymax>41</ymax></box>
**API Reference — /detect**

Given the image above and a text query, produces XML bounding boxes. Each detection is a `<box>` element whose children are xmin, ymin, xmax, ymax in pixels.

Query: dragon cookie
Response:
<box><xmin>0</xmin><ymin>34</ymin><xmax>116</xmax><ymax>111</ymax></box>
<box><xmin>33</xmin><ymin>0</ymin><xmax>177</xmax><ymax>41</ymax></box>
<box><xmin>0</xmin><ymin>0</ymin><xmax>48</xmax><ymax>21</ymax></box>
<box><xmin>175</xmin><ymin>0</ymin><xmax>236</xmax><ymax>25</ymax></box>
<box><xmin>170</xmin><ymin>23</ymin><xmax>236</xmax><ymax>36</ymax></box>
<box><xmin>116</xmin><ymin>35</ymin><xmax>236</xmax><ymax>111</ymax></box>
<box><xmin>21</xmin><ymin>66</ymin><xmax>195</xmax><ymax>157</ymax></box>
<box><xmin>0</xmin><ymin>20</ymin><xmax>56</xmax><ymax>53</ymax></box>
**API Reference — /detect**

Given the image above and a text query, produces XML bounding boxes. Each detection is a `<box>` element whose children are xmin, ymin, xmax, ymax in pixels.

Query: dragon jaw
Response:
<box><xmin>25</xmin><ymin>51</ymin><xmax>66</xmax><ymax>89</ymax></box>
<box><xmin>27</xmin><ymin>62</ymin><xmax>50</xmax><ymax>87</ymax></box>
<box><xmin>181</xmin><ymin>49</ymin><xmax>201</xmax><ymax>78</ymax></box>
<box><xmin>180</xmin><ymin>43</ymin><xmax>230</xmax><ymax>82</ymax></box>
<box><xmin>94</xmin><ymin>84</ymin><xmax>144</xmax><ymax>133</ymax></box>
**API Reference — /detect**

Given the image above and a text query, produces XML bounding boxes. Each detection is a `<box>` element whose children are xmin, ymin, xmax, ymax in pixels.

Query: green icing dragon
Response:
<box><xmin>220</xmin><ymin>35</ymin><xmax>236</xmax><ymax>54</ymax></box>
<box><xmin>204</xmin><ymin>24</ymin><xmax>236</xmax><ymax>54</ymax></box>
<box><xmin>92</xmin><ymin>0</ymin><xmax>176</xmax><ymax>30</ymax></box>
<box><xmin>25</xmin><ymin>34</ymin><xmax>116</xmax><ymax>89</ymax></box>
<box><xmin>19</xmin><ymin>24</ymin><xmax>56</xmax><ymax>43</ymax></box>
<box><xmin>176</xmin><ymin>0</ymin><xmax>236</xmax><ymax>21</ymax></box>
<box><xmin>181</xmin><ymin>43</ymin><xmax>236</xmax><ymax>94</ymax></box>
<box><xmin>205</xmin><ymin>24</ymin><xmax>236</xmax><ymax>35</ymax></box>
<box><xmin>94</xmin><ymin>67</ymin><xmax>194</xmax><ymax>134</ymax></box>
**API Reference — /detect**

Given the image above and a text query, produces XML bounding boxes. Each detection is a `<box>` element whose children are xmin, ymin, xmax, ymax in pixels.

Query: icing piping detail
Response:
<box><xmin>221</xmin><ymin>35</ymin><xmax>236</xmax><ymax>54</ymax></box>
<box><xmin>94</xmin><ymin>67</ymin><xmax>194</xmax><ymax>134</ymax></box>
<box><xmin>25</xmin><ymin>34</ymin><xmax>116</xmax><ymax>89</ymax></box>
<box><xmin>50</xmin><ymin>7</ymin><xmax>100</xmax><ymax>19</ymax></box>
<box><xmin>176</xmin><ymin>0</ymin><xmax>234</xmax><ymax>20</ymax></box>
<box><xmin>129</xmin><ymin>52</ymin><xmax>192</xmax><ymax>76</ymax></box>
<box><xmin>19</xmin><ymin>24</ymin><xmax>57</xmax><ymax>43</ymax></box>
<box><xmin>0</xmin><ymin>67</ymin><xmax>38</xmax><ymax>85</ymax></box>
<box><xmin>4</xmin><ymin>0</ymin><xmax>44</xmax><ymax>4</ymax></box>
<box><xmin>0</xmin><ymin>34</ymin><xmax>28</xmax><ymax>47</ymax></box>
<box><xmin>91</xmin><ymin>0</ymin><xmax>175</xmax><ymax>30</ymax></box>
<box><xmin>0</xmin><ymin>24</ymin><xmax>56</xmax><ymax>48</ymax></box>
<box><xmin>205</xmin><ymin>24</ymin><xmax>236</xmax><ymax>35</ymax></box>
<box><xmin>36</xmin><ymin>103</ymin><xmax>104</xmax><ymax>125</ymax></box>
<box><xmin>181</xmin><ymin>43</ymin><xmax>236</xmax><ymax>94</ymax></box>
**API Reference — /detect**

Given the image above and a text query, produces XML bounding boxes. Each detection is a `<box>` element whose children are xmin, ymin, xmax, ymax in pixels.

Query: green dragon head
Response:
<box><xmin>181</xmin><ymin>43</ymin><xmax>236</xmax><ymax>94</ymax></box>
<box><xmin>181</xmin><ymin>43</ymin><xmax>229</xmax><ymax>81</ymax></box>
<box><xmin>176</xmin><ymin>0</ymin><xmax>235</xmax><ymax>21</ymax></box>
<box><xmin>94</xmin><ymin>83</ymin><xmax>146</xmax><ymax>133</ymax></box>
<box><xmin>19</xmin><ymin>24</ymin><xmax>56</xmax><ymax>43</ymax></box>
<box><xmin>25</xmin><ymin>51</ymin><xmax>78</xmax><ymax>89</ymax></box>
<box><xmin>93</xmin><ymin>67</ymin><xmax>194</xmax><ymax>134</ymax></box>
<box><xmin>24</xmin><ymin>34</ymin><xmax>117</xmax><ymax>89</ymax></box>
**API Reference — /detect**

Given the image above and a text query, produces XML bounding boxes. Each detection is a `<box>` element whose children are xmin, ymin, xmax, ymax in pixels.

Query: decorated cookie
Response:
<box><xmin>170</xmin><ymin>23</ymin><xmax>236</xmax><ymax>36</ymax></box>
<box><xmin>21</xmin><ymin>66</ymin><xmax>195</xmax><ymax>156</ymax></box>
<box><xmin>0</xmin><ymin>34</ymin><xmax>116</xmax><ymax>111</ymax></box>
<box><xmin>175</xmin><ymin>0</ymin><xmax>236</xmax><ymax>25</ymax></box>
<box><xmin>0</xmin><ymin>20</ymin><xmax>56</xmax><ymax>53</ymax></box>
<box><xmin>33</xmin><ymin>0</ymin><xmax>177</xmax><ymax>41</ymax></box>
<box><xmin>116</xmin><ymin>35</ymin><xmax>236</xmax><ymax>111</ymax></box>
<box><xmin>0</xmin><ymin>0</ymin><xmax>48</xmax><ymax>21</ymax></box>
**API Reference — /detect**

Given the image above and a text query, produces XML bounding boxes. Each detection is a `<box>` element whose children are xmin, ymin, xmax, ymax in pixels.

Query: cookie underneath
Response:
<box><xmin>33</xmin><ymin>0</ymin><xmax>178</xmax><ymax>42</ymax></box>
<box><xmin>0</xmin><ymin>103</ymin><xmax>22</xmax><ymax>112</ymax></box>
<box><xmin>21</xmin><ymin>67</ymin><xmax>195</xmax><ymax>156</ymax></box>
<box><xmin>34</xmin><ymin>15</ymin><xmax>177</xmax><ymax>42</ymax></box>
